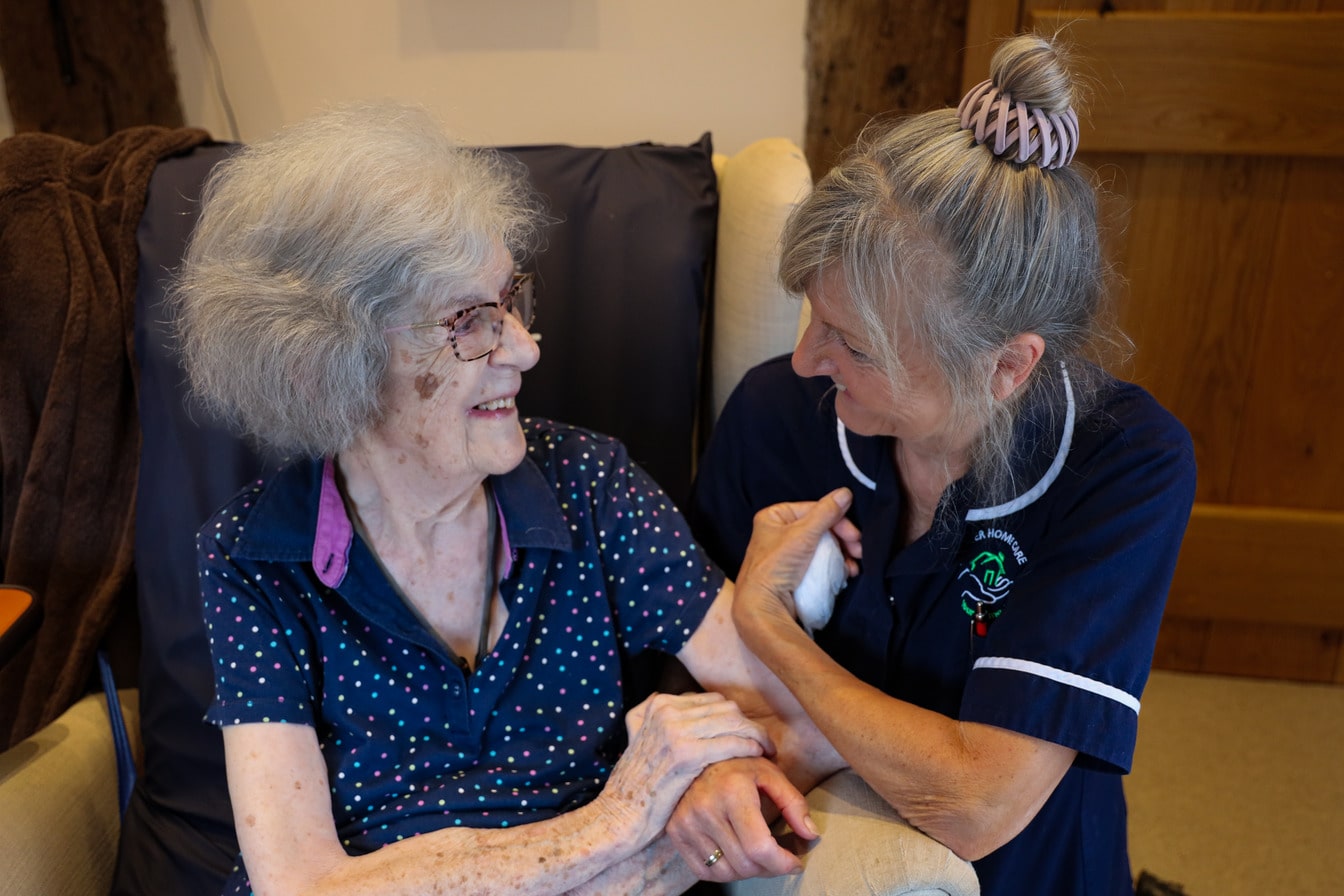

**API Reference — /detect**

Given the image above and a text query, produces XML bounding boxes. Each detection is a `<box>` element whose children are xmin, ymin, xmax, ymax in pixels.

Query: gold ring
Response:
<box><xmin>705</xmin><ymin>847</ymin><xmax>725</xmax><ymax>868</ymax></box>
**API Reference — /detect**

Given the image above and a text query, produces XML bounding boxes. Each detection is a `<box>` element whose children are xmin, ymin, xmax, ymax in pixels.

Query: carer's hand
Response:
<box><xmin>667</xmin><ymin>757</ymin><xmax>818</xmax><ymax>882</ymax></box>
<box><xmin>598</xmin><ymin>692</ymin><xmax>773</xmax><ymax>849</ymax></box>
<box><xmin>734</xmin><ymin>488</ymin><xmax>859</xmax><ymax>631</ymax></box>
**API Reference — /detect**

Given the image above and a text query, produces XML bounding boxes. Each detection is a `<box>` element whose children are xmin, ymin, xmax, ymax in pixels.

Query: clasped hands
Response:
<box><xmin>669</xmin><ymin>488</ymin><xmax>861</xmax><ymax>882</ymax></box>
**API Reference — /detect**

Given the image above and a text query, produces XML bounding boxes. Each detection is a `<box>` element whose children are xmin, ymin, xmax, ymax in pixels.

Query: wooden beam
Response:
<box><xmin>962</xmin><ymin>0</ymin><xmax>1021</xmax><ymax>91</ymax></box>
<box><xmin>0</xmin><ymin>0</ymin><xmax>183</xmax><ymax>142</ymax></box>
<box><xmin>1166</xmin><ymin>502</ymin><xmax>1344</xmax><ymax>627</ymax></box>
<box><xmin>804</xmin><ymin>0</ymin><xmax>969</xmax><ymax>179</ymax></box>
<box><xmin>1028</xmin><ymin>11</ymin><xmax>1344</xmax><ymax>157</ymax></box>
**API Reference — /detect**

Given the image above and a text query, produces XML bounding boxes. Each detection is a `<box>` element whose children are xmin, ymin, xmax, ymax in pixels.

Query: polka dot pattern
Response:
<box><xmin>202</xmin><ymin>419</ymin><xmax>723</xmax><ymax>893</ymax></box>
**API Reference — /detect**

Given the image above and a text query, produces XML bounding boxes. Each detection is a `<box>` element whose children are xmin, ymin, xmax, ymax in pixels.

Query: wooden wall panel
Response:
<box><xmin>1150</xmin><ymin>617</ymin><xmax>1211</xmax><ymax>673</ymax></box>
<box><xmin>1154</xmin><ymin>619</ymin><xmax>1344</xmax><ymax>682</ymax></box>
<box><xmin>1167</xmin><ymin>504</ymin><xmax>1344</xmax><ymax>627</ymax></box>
<box><xmin>1112</xmin><ymin>154</ymin><xmax>1289</xmax><ymax>504</ymax></box>
<box><xmin>1161</xmin><ymin>503</ymin><xmax>1344</xmax><ymax>682</ymax></box>
<box><xmin>1198</xmin><ymin>622</ymin><xmax>1343</xmax><ymax>681</ymax></box>
<box><xmin>1030</xmin><ymin>12</ymin><xmax>1344</xmax><ymax>156</ymax></box>
<box><xmin>1232</xmin><ymin>157</ymin><xmax>1344</xmax><ymax>509</ymax></box>
<box><xmin>961</xmin><ymin>0</ymin><xmax>1021</xmax><ymax>90</ymax></box>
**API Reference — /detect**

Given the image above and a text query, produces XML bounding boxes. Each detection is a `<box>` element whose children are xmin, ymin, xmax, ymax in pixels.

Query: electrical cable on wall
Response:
<box><xmin>191</xmin><ymin>0</ymin><xmax>240</xmax><ymax>141</ymax></box>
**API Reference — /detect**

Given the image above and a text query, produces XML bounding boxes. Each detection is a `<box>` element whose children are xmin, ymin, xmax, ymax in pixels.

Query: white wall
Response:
<box><xmin>148</xmin><ymin>0</ymin><xmax>806</xmax><ymax>155</ymax></box>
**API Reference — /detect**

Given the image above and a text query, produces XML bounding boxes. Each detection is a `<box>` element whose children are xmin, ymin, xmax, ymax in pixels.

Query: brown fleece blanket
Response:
<box><xmin>0</xmin><ymin>125</ymin><xmax>210</xmax><ymax>748</ymax></box>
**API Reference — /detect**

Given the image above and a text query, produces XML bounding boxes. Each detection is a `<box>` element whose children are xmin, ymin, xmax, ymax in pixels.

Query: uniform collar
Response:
<box><xmin>836</xmin><ymin>360</ymin><xmax>1077</xmax><ymax>523</ymax></box>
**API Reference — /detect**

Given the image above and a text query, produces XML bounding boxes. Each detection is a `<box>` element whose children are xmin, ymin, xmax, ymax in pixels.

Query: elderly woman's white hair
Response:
<box><xmin>780</xmin><ymin>32</ymin><xmax>1125</xmax><ymax>510</ymax></box>
<box><xmin>171</xmin><ymin>100</ymin><xmax>544</xmax><ymax>458</ymax></box>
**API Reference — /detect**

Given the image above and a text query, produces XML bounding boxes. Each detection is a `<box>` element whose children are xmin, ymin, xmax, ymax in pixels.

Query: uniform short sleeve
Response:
<box><xmin>960</xmin><ymin>392</ymin><xmax>1196</xmax><ymax>772</ymax></box>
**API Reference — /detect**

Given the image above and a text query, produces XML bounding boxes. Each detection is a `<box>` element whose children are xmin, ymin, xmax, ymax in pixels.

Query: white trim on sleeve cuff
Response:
<box><xmin>972</xmin><ymin>655</ymin><xmax>1141</xmax><ymax>715</ymax></box>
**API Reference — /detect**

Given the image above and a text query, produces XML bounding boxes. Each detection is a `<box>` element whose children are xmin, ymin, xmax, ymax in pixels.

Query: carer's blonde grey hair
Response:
<box><xmin>780</xmin><ymin>32</ymin><xmax>1120</xmax><ymax>508</ymax></box>
<box><xmin>171</xmin><ymin>100</ymin><xmax>544</xmax><ymax>458</ymax></box>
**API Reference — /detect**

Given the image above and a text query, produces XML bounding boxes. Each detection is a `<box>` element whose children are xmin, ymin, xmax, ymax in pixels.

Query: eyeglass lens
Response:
<box><xmin>510</xmin><ymin>273</ymin><xmax>535</xmax><ymax>330</ymax></box>
<box><xmin>449</xmin><ymin>274</ymin><xmax>535</xmax><ymax>361</ymax></box>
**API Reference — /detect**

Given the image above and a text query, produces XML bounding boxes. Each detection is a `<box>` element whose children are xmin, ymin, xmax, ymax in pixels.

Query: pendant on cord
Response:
<box><xmin>962</xmin><ymin>598</ymin><xmax>1003</xmax><ymax>638</ymax></box>
<box><xmin>973</xmin><ymin>600</ymin><xmax>991</xmax><ymax>637</ymax></box>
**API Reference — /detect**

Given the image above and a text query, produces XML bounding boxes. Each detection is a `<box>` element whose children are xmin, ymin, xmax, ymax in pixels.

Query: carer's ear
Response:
<box><xmin>992</xmin><ymin>333</ymin><xmax>1045</xmax><ymax>402</ymax></box>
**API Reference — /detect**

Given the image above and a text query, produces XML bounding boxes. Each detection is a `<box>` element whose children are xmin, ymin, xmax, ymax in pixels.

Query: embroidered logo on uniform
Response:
<box><xmin>959</xmin><ymin>528</ymin><xmax>1027</xmax><ymax>635</ymax></box>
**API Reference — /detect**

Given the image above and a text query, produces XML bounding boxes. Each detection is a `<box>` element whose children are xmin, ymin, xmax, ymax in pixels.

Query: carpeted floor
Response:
<box><xmin>1125</xmin><ymin>670</ymin><xmax>1344</xmax><ymax>894</ymax></box>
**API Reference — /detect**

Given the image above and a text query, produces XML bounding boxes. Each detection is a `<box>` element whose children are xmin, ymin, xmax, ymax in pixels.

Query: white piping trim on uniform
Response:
<box><xmin>836</xmin><ymin>416</ymin><xmax>878</xmax><ymax>490</ymax></box>
<box><xmin>973</xmin><ymin>656</ymin><xmax>1141</xmax><ymax>715</ymax></box>
<box><xmin>965</xmin><ymin>360</ymin><xmax>1075</xmax><ymax>521</ymax></box>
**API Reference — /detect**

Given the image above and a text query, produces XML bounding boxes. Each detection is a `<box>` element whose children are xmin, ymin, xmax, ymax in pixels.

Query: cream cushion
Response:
<box><xmin>728</xmin><ymin>770</ymin><xmax>980</xmax><ymax>896</ymax></box>
<box><xmin>711</xmin><ymin>138</ymin><xmax>813</xmax><ymax>423</ymax></box>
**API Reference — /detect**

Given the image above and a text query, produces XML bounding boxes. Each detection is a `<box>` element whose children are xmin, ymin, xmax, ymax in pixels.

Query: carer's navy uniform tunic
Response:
<box><xmin>689</xmin><ymin>357</ymin><xmax>1196</xmax><ymax>896</ymax></box>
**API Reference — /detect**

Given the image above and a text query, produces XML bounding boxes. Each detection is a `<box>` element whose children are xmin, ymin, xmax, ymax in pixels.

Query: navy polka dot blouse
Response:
<box><xmin>201</xmin><ymin>419</ymin><xmax>723</xmax><ymax>890</ymax></box>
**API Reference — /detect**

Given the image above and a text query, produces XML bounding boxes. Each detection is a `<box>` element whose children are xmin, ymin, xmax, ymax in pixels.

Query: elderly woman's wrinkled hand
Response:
<box><xmin>597</xmin><ymin>691</ymin><xmax>773</xmax><ymax>849</ymax></box>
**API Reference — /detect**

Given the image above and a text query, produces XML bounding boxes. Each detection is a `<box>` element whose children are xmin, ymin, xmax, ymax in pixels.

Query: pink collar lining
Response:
<box><xmin>312</xmin><ymin>457</ymin><xmax>515</xmax><ymax>588</ymax></box>
<box><xmin>313</xmin><ymin>457</ymin><xmax>353</xmax><ymax>588</ymax></box>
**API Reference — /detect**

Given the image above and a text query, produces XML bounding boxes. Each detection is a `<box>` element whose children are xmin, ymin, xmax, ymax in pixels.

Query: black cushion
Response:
<box><xmin>112</xmin><ymin>135</ymin><xmax>719</xmax><ymax>895</ymax></box>
<box><xmin>507</xmin><ymin>134</ymin><xmax>717</xmax><ymax>509</ymax></box>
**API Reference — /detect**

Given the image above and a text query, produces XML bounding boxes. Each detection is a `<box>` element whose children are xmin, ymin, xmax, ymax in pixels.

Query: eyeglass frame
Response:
<box><xmin>384</xmin><ymin>272</ymin><xmax>536</xmax><ymax>362</ymax></box>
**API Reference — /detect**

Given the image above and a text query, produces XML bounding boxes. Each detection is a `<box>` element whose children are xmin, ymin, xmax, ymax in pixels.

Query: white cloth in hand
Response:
<box><xmin>794</xmin><ymin>533</ymin><xmax>846</xmax><ymax>636</ymax></box>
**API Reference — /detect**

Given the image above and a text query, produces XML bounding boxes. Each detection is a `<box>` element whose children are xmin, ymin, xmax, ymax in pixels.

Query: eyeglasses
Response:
<box><xmin>385</xmin><ymin>272</ymin><xmax>536</xmax><ymax>362</ymax></box>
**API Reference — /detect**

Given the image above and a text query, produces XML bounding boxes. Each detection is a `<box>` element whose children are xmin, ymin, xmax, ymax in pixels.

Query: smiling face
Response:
<box><xmin>792</xmin><ymin>264</ymin><xmax>958</xmax><ymax>451</ymax></box>
<box><xmin>369</xmin><ymin>246</ymin><xmax>540</xmax><ymax>486</ymax></box>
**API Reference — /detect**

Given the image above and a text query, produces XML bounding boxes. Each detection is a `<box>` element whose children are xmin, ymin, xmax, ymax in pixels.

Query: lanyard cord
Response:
<box><xmin>474</xmin><ymin>485</ymin><xmax>498</xmax><ymax>671</ymax></box>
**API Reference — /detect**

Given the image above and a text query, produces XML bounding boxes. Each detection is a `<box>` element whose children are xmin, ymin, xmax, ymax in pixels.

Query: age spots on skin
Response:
<box><xmin>415</xmin><ymin>372</ymin><xmax>441</xmax><ymax>400</ymax></box>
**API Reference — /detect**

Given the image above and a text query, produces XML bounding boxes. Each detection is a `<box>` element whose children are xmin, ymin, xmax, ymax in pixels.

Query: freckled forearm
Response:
<box><xmin>564</xmin><ymin>835</ymin><xmax>697</xmax><ymax>896</ymax></box>
<box><xmin>230</xmin><ymin>721</ymin><xmax>667</xmax><ymax>896</ymax></box>
<box><xmin>750</xmin><ymin>645</ymin><xmax>1074</xmax><ymax>861</ymax></box>
<box><xmin>256</xmin><ymin>798</ymin><xmax>644</xmax><ymax>896</ymax></box>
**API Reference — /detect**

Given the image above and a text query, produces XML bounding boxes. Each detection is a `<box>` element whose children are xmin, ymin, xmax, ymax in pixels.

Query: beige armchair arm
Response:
<box><xmin>0</xmin><ymin>690</ymin><xmax>141</xmax><ymax>896</ymax></box>
<box><xmin>728</xmin><ymin>771</ymin><xmax>981</xmax><ymax>896</ymax></box>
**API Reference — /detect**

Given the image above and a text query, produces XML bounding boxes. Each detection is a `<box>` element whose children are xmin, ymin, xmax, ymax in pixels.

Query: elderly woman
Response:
<box><xmin>672</xmin><ymin>33</ymin><xmax>1197</xmax><ymax>896</ymax></box>
<box><xmin>174</xmin><ymin>102</ymin><xmax>831</xmax><ymax>896</ymax></box>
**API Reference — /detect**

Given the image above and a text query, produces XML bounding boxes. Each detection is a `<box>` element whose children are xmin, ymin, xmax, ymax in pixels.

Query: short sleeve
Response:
<box><xmin>960</xmin><ymin>394</ymin><xmax>1196</xmax><ymax>772</ymax></box>
<box><xmin>533</xmin><ymin>425</ymin><xmax>724</xmax><ymax>656</ymax></box>
<box><xmin>199</xmin><ymin>497</ymin><xmax>320</xmax><ymax>727</ymax></box>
